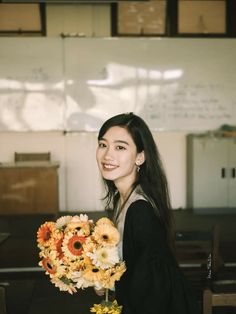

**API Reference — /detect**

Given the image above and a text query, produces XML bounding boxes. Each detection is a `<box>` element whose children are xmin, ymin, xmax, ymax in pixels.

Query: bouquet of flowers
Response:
<box><xmin>37</xmin><ymin>214</ymin><xmax>126</xmax><ymax>314</ymax></box>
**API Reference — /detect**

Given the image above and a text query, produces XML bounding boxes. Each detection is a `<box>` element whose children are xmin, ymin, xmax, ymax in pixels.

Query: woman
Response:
<box><xmin>96</xmin><ymin>112</ymin><xmax>199</xmax><ymax>314</ymax></box>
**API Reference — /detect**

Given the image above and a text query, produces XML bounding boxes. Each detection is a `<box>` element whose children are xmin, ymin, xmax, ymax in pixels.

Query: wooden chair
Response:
<box><xmin>203</xmin><ymin>226</ymin><xmax>236</xmax><ymax>314</ymax></box>
<box><xmin>203</xmin><ymin>288</ymin><xmax>236</xmax><ymax>313</ymax></box>
<box><xmin>175</xmin><ymin>225</ymin><xmax>221</xmax><ymax>307</ymax></box>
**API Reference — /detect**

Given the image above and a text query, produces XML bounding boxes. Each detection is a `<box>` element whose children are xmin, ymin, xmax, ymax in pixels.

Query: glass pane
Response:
<box><xmin>178</xmin><ymin>0</ymin><xmax>226</xmax><ymax>34</ymax></box>
<box><xmin>118</xmin><ymin>0</ymin><xmax>166</xmax><ymax>35</ymax></box>
<box><xmin>0</xmin><ymin>4</ymin><xmax>42</xmax><ymax>33</ymax></box>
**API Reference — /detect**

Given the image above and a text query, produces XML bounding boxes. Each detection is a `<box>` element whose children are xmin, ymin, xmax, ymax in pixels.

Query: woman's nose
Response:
<box><xmin>103</xmin><ymin>147</ymin><xmax>114</xmax><ymax>160</ymax></box>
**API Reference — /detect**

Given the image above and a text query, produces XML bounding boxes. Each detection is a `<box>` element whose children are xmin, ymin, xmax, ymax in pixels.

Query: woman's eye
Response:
<box><xmin>116</xmin><ymin>145</ymin><xmax>126</xmax><ymax>150</ymax></box>
<box><xmin>98</xmin><ymin>142</ymin><xmax>106</xmax><ymax>148</ymax></box>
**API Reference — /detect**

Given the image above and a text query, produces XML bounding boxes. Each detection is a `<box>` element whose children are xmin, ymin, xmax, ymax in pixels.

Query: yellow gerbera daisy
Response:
<box><xmin>102</xmin><ymin>262</ymin><xmax>126</xmax><ymax>289</ymax></box>
<box><xmin>90</xmin><ymin>300</ymin><xmax>122</xmax><ymax>314</ymax></box>
<box><xmin>96</xmin><ymin>217</ymin><xmax>114</xmax><ymax>226</ymax></box>
<box><xmin>66</xmin><ymin>215</ymin><xmax>92</xmax><ymax>236</ymax></box>
<box><xmin>93</xmin><ymin>224</ymin><xmax>120</xmax><ymax>247</ymax></box>
<box><xmin>83</xmin><ymin>264</ymin><xmax>105</xmax><ymax>283</ymax></box>
<box><xmin>83</xmin><ymin>237</ymin><xmax>97</xmax><ymax>254</ymax></box>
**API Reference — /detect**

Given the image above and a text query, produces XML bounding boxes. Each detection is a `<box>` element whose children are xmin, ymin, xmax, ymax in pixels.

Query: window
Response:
<box><xmin>0</xmin><ymin>3</ymin><xmax>46</xmax><ymax>36</ymax></box>
<box><xmin>113</xmin><ymin>0</ymin><xmax>167</xmax><ymax>36</ymax></box>
<box><xmin>178</xmin><ymin>0</ymin><xmax>226</xmax><ymax>35</ymax></box>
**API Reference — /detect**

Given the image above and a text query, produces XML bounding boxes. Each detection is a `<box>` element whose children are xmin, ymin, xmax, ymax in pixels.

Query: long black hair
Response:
<box><xmin>97</xmin><ymin>112</ymin><xmax>175</xmax><ymax>250</ymax></box>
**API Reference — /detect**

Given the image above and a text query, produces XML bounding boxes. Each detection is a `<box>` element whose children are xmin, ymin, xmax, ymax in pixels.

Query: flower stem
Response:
<box><xmin>105</xmin><ymin>288</ymin><xmax>109</xmax><ymax>302</ymax></box>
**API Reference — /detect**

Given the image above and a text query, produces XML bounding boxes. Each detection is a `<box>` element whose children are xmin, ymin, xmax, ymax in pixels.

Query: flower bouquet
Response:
<box><xmin>37</xmin><ymin>214</ymin><xmax>126</xmax><ymax>314</ymax></box>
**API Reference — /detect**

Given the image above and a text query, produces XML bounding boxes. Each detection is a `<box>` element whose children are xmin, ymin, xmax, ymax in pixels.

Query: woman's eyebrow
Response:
<box><xmin>114</xmin><ymin>140</ymin><xmax>129</xmax><ymax>145</ymax></box>
<box><xmin>99</xmin><ymin>137</ymin><xmax>129</xmax><ymax>145</ymax></box>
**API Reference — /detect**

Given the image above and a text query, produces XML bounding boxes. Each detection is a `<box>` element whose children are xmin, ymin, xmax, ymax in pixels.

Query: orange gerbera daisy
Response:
<box><xmin>54</xmin><ymin>237</ymin><xmax>64</xmax><ymax>259</ymax></box>
<box><xmin>40</xmin><ymin>256</ymin><xmax>57</xmax><ymax>276</ymax></box>
<box><xmin>37</xmin><ymin>222</ymin><xmax>56</xmax><ymax>248</ymax></box>
<box><xmin>62</xmin><ymin>233</ymin><xmax>86</xmax><ymax>259</ymax></box>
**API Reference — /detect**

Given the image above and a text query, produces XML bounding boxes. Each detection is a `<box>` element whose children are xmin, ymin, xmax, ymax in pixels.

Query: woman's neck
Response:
<box><xmin>118</xmin><ymin>185</ymin><xmax>136</xmax><ymax>208</ymax></box>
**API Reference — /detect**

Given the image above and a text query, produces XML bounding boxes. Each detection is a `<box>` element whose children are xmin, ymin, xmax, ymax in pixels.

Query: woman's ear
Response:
<box><xmin>136</xmin><ymin>151</ymin><xmax>145</xmax><ymax>166</ymax></box>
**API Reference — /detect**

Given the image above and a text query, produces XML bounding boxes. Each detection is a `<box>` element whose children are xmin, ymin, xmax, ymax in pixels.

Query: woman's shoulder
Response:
<box><xmin>126</xmin><ymin>199</ymin><xmax>158</xmax><ymax>222</ymax></box>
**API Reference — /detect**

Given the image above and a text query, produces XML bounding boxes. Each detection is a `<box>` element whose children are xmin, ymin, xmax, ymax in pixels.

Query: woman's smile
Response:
<box><xmin>102</xmin><ymin>162</ymin><xmax>118</xmax><ymax>171</ymax></box>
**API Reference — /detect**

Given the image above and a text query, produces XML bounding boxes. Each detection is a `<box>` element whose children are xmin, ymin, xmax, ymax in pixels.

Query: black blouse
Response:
<box><xmin>115</xmin><ymin>200</ymin><xmax>199</xmax><ymax>314</ymax></box>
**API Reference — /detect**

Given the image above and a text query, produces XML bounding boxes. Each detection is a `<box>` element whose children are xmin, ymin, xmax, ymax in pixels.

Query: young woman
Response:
<box><xmin>96</xmin><ymin>112</ymin><xmax>199</xmax><ymax>314</ymax></box>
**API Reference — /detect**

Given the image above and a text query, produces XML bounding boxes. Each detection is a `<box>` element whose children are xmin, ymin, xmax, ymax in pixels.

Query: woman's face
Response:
<box><xmin>96</xmin><ymin>126</ymin><xmax>144</xmax><ymax>190</ymax></box>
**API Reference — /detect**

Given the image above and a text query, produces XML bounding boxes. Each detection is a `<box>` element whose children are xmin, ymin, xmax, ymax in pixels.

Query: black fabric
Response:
<box><xmin>115</xmin><ymin>200</ymin><xmax>199</xmax><ymax>314</ymax></box>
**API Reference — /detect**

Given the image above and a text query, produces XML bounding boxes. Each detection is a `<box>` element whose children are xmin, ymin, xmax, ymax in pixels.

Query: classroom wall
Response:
<box><xmin>0</xmin><ymin>131</ymin><xmax>186</xmax><ymax>211</ymax></box>
<box><xmin>0</xmin><ymin>5</ymin><xmax>234</xmax><ymax>214</ymax></box>
<box><xmin>0</xmin><ymin>5</ymin><xmax>187</xmax><ymax>213</ymax></box>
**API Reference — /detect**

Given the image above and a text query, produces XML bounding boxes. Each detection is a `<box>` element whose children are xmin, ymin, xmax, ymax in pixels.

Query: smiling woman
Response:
<box><xmin>95</xmin><ymin>112</ymin><xmax>200</xmax><ymax>314</ymax></box>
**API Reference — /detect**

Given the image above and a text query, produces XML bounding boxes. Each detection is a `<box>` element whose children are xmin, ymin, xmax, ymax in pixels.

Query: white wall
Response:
<box><xmin>0</xmin><ymin>131</ymin><xmax>187</xmax><ymax>212</ymax></box>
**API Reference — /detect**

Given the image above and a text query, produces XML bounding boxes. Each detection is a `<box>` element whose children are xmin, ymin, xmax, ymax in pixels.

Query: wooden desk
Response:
<box><xmin>0</xmin><ymin>162</ymin><xmax>59</xmax><ymax>214</ymax></box>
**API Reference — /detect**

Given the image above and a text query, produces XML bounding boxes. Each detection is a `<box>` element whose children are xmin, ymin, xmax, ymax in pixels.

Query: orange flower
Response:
<box><xmin>40</xmin><ymin>257</ymin><xmax>57</xmax><ymax>275</ymax></box>
<box><xmin>37</xmin><ymin>222</ymin><xmax>55</xmax><ymax>247</ymax></box>
<box><xmin>55</xmin><ymin>238</ymin><xmax>64</xmax><ymax>259</ymax></box>
<box><xmin>63</xmin><ymin>233</ymin><xmax>86</xmax><ymax>259</ymax></box>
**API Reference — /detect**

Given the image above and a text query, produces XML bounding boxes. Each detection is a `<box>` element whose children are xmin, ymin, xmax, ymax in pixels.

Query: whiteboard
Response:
<box><xmin>0</xmin><ymin>38</ymin><xmax>65</xmax><ymax>131</ymax></box>
<box><xmin>64</xmin><ymin>38</ymin><xmax>236</xmax><ymax>131</ymax></box>
<box><xmin>0</xmin><ymin>37</ymin><xmax>236</xmax><ymax>132</ymax></box>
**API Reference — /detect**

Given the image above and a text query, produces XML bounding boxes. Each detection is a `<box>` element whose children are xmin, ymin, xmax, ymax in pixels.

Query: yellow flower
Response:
<box><xmin>102</xmin><ymin>262</ymin><xmax>126</xmax><ymax>289</ymax></box>
<box><xmin>83</xmin><ymin>264</ymin><xmax>105</xmax><ymax>283</ymax></box>
<box><xmin>83</xmin><ymin>237</ymin><xmax>97</xmax><ymax>254</ymax></box>
<box><xmin>66</xmin><ymin>215</ymin><xmax>92</xmax><ymax>236</ymax></box>
<box><xmin>96</xmin><ymin>217</ymin><xmax>114</xmax><ymax>226</ymax></box>
<box><xmin>90</xmin><ymin>300</ymin><xmax>122</xmax><ymax>314</ymax></box>
<box><xmin>93</xmin><ymin>224</ymin><xmax>120</xmax><ymax>247</ymax></box>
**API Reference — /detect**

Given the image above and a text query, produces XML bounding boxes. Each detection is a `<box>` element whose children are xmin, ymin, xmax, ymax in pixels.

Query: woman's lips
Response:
<box><xmin>102</xmin><ymin>163</ymin><xmax>118</xmax><ymax>170</ymax></box>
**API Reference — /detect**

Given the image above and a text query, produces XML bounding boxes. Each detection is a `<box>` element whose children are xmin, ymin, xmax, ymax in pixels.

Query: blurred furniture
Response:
<box><xmin>14</xmin><ymin>152</ymin><xmax>51</xmax><ymax>162</ymax></box>
<box><xmin>203</xmin><ymin>287</ymin><xmax>236</xmax><ymax>314</ymax></box>
<box><xmin>0</xmin><ymin>285</ymin><xmax>7</xmax><ymax>314</ymax></box>
<box><xmin>0</xmin><ymin>233</ymin><xmax>9</xmax><ymax>245</ymax></box>
<box><xmin>175</xmin><ymin>225</ymin><xmax>221</xmax><ymax>306</ymax></box>
<box><xmin>202</xmin><ymin>226</ymin><xmax>236</xmax><ymax>314</ymax></box>
<box><xmin>0</xmin><ymin>162</ymin><xmax>59</xmax><ymax>214</ymax></box>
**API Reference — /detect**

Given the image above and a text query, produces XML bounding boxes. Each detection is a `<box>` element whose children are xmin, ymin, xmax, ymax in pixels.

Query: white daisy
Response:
<box><xmin>55</xmin><ymin>216</ymin><xmax>73</xmax><ymax>229</ymax></box>
<box><xmin>87</xmin><ymin>246</ymin><xmax>119</xmax><ymax>270</ymax></box>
